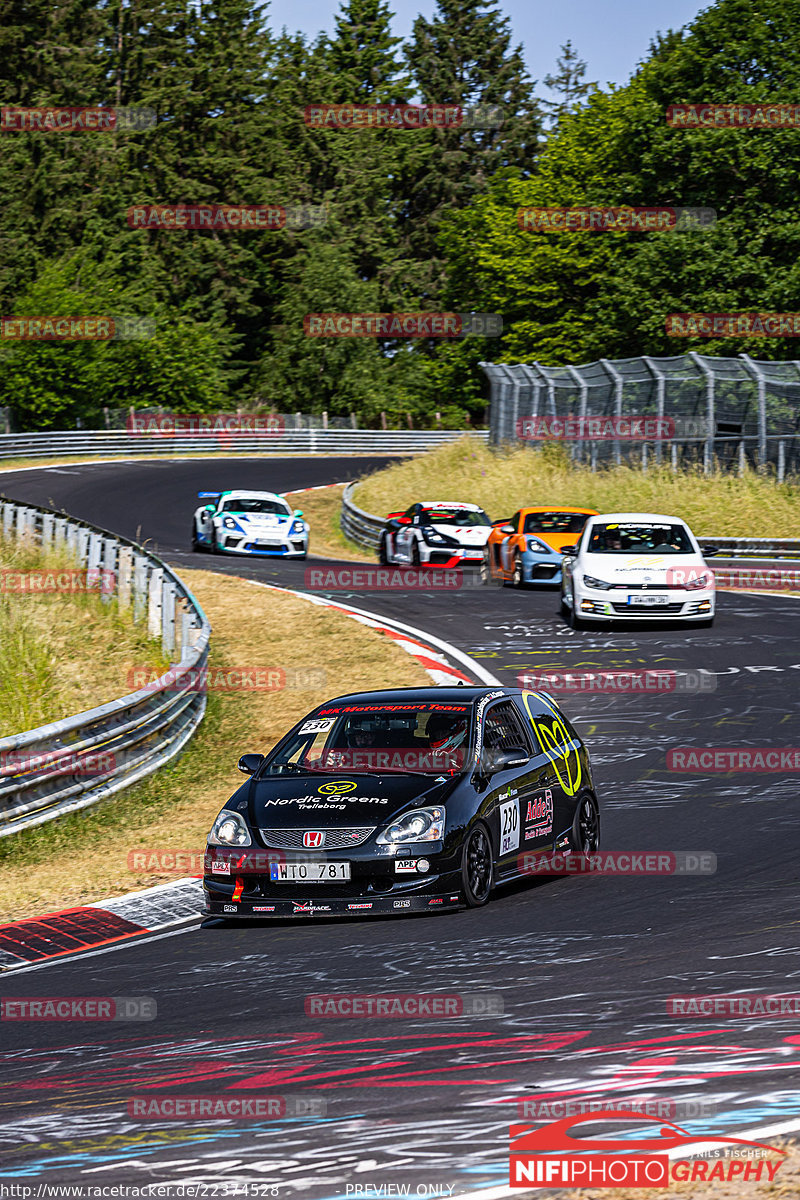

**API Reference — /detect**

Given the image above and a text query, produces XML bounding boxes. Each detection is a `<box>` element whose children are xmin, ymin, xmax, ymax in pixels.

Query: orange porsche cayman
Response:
<box><xmin>482</xmin><ymin>506</ymin><xmax>598</xmax><ymax>587</ymax></box>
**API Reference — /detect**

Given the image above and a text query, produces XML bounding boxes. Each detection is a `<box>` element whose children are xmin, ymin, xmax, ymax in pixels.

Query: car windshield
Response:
<box><xmin>524</xmin><ymin>511</ymin><xmax>590</xmax><ymax>534</ymax></box>
<box><xmin>422</xmin><ymin>509</ymin><xmax>491</xmax><ymax>527</ymax></box>
<box><xmin>220</xmin><ymin>497</ymin><xmax>290</xmax><ymax>515</ymax></box>
<box><xmin>588</xmin><ymin>522</ymin><xmax>694</xmax><ymax>554</ymax></box>
<box><xmin>263</xmin><ymin>704</ymin><xmax>474</xmax><ymax>775</ymax></box>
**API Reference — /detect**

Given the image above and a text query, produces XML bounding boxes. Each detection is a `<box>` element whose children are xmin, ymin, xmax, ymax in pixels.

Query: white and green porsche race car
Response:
<box><xmin>192</xmin><ymin>490</ymin><xmax>309</xmax><ymax>558</ymax></box>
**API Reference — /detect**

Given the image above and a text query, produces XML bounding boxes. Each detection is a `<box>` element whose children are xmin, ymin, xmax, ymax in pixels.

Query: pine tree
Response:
<box><xmin>541</xmin><ymin>41</ymin><xmax>597</xmax><ymax>127</ymax></box>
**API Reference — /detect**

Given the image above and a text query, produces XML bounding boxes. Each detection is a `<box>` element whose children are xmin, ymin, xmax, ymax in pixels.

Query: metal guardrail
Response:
<box><xmin>341</xmin><ymin>486</ymin><xmax>800</xmax><ymax>561</ymax></box>
<box><xmin>0</xmin><ymin>498</ymin><xmax>211</xmax><ymax>836</ymax></box>
<box><xmin>0</xmin><ymin>429</ymin><xmax>488</xmax><ymax>461</ymax></box>
<box><xmin>340</xmin><ymin>483</ymin><xmax>386</xmax><ymax>551</ymax></box>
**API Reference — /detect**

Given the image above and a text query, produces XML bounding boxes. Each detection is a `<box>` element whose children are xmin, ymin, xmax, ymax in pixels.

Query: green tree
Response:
<box><xmin>541</xmin><ymin>41</ymin><xmax>598</xmax><ymax>128</ymax></box>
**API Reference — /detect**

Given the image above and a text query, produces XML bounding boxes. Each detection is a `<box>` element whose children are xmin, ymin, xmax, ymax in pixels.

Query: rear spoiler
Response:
<box><xmin>387</xmin><ymin>510</ymin><xmax>406</xmax><ymax>519</ymax></box>
<box><xmin>198</xmin><ymin>491</ymin><xmax>221</xmax><ymax>500</ymax></box>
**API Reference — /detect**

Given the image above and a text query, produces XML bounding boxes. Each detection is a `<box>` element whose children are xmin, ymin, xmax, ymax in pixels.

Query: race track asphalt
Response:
<box><xmin>2</xmin><ymin>458</ymin><xmax>799</xmax><ymax>1191</ymax></box>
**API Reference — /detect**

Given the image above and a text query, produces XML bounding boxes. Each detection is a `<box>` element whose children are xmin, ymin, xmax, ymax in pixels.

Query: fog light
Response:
<box><xmin>698</xmin><ymin>600</ymin><xmax>711</xmax><ymax>611</ymax></box>
<box><xmin>581</xmin><ymin>600</ymin><xmax>593</xmax><ymax>612</ymax></box>
<box><xmin>417</xmin><ymin>858</ymin><xmax>430</xmax><ymax>873</ymax></box>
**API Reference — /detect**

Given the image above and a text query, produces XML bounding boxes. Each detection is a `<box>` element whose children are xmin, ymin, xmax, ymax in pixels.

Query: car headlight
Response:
<box><xmin>685</xmin><ymin>572</ymin><xmax>711</xmax><ymax>590</ymax></box>
<box><xmin>527</xmin><ymin>537</ymin><xmax>551</xmax><ymax>552</ymax></box>
<box><xmin>582</xmin><ymin>574</ymin><xmax>614</xmax><ymax>590</ymax></box>
<box><xmin>208</xmin><ymin>809</ymin><xmax>252</xmax><ymax>847</ymax></box>
<box><xmin>290</xmin><ymin>521</ymin><xmax>306</xmax><ymax>535</ymax></box>
<box><xmin>376</xmin><ymin>807</ymin><xmax>445</xmax><ymax>845</ymax></box>
<box><xmin>222</xmin><ymin>517</ymin><xmax>238</xmax><ymax>530</ymax></box>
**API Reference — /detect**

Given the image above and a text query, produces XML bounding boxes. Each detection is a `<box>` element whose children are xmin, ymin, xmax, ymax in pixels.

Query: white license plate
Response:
<box><xmin>258</xmin><ymin>539</ymin><xmax>281</xmax><ymax>547</ymax></box>
<box><xmin>628</xmin><ymin>594</ymin><xmax>670</xmax><ymax>606</ymax></box>
<box><xmin>270</xmin><ymin>862</ymin><xmax>351</xmax><ymax>882</ymax></box>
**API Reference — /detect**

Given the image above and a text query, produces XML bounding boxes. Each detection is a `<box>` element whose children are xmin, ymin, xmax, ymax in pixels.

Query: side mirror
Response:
<box><xmin>238</xmin><ymin>753</ymin><xmax>265</xmax><ymax>775</ymax></box>
<box><xmin>703</xmin><ymin>545</ymin><xmax>720</xmax><ymax>557</ymax></box>
<box><xmin>499</xmin><ymin>524</ymin><xmax>515</xmax><ymax>535</ymax></box>
<box><xmin>204</xmin><ymin>504</ymin><xmax>216</xmax><ymax>513</ymax></box>
<box><xmin>487</xmin><ymin>747</ymin><xmax>530</xmax><ymax>772</ymax></box>
<box><xmin>293</xmin><ymin>509</ymin><xmax>304</xmax><ymax>518</ymax></box>
<box><xmin>562</xmin><ymin>545</ymin><xmax>578</xmax><ymax>557</ymax></box>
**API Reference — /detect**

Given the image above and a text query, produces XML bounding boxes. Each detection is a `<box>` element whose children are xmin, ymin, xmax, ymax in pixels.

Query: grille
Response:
<box><xmin>259</xmin><ymin>826</ymin><xmax>375</xmax><ymax>849</ymax></box>
<box><xmin>531</xmin><ymin>564</ymin><xmax>559</xmax><ymax>578</ymax></box>
<box><xmin>611</xmin><ymin>601</ymin><xmax>685</xmax><ymax>614</ymax></box>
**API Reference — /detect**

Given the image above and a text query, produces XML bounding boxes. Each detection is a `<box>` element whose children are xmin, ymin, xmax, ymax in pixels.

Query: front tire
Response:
<box><xmin>411</xmin><ymin>539</ymin><xmax>421</xmax><ymax>568</ymax></box>
<box><xmin>461</xmin><ymin>822</ymin><xmax>494</xmax><ymax>907</ymax></box>
<box><xmin>379</xmin><ymin>535</ymin><xmax>390</xmax><ymax>565</ymax></box>
<box><xmin>210</xmin><ymin>528</ymin><xmax>220</xmax><ymax>555</ymax></box>
<box><xmin>569</xmin><ymin>585</ymin><xmax>585</xmax><ymax>629</ymax></box>
<box><xmin>512</xmin><ymin>552</ymin><xmax>525</xmax><ymax>588</ymax></box>
<box><xmin>191</xmin><ymin>523</ymin><xmax>202</xmax><ymax>552</ymax></box>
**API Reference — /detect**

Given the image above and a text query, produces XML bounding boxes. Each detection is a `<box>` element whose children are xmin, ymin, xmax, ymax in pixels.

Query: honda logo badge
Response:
<box><xmin>303</xmin><ymin>831</ymin><xmax>325</xmax><ymax>848</ymax></box>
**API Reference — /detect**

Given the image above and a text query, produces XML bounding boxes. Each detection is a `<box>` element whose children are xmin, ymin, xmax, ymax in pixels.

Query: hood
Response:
<box><xmin>431</xmin><ymin>523</ymin><xmax>491</xmax><ymax>545</ymax></box>
<box><xmin>225</xmin><ymin>512</ymin><xmax>293</xmax><ymax>528</ymax></box>
<box><xmin>581</xmin><ymin>551</ymin><xmax>709</xmax><ymax>583</ymax></box>
<box><xmin>250</xmin><ymin>772</ymin><xmax>457</xmax><ymax>828</ymax></box>
<box><xmin>529</xmin><ymin>533</ymin><xmax>574</xmax><ymax>554</ymax></box>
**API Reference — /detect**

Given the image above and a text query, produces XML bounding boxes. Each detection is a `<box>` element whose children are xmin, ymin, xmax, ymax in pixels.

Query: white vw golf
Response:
<box><xmin>560</xmin><ymin>512</ymin><xmax>718</xmax><ymax>628</ymax></box>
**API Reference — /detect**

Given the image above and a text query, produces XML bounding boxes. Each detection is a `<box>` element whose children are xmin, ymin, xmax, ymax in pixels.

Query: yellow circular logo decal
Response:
<box><xmin>521</xmin><ymin>691</ymin><xmax>582</xmax><ymax>797</ymax></box>
<box><xmin>317</xmin><ymin>780</ymin><xmax>358</xmax><ymax>795</ymax></box>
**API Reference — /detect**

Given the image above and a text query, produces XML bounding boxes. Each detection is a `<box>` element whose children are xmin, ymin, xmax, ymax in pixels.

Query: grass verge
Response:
<box><xmin>0</xmin><ymin>568</ymin><xmax>429</xmax><ymax>921</ymax></box>
<box><xmin>352</xmin><ymin>437</ymin><xmax>800</xmax><ymax>537</ymax></box>
<box><xmin>285</xmin><ymin>484</ymin><xmax>372</xmax><ymax>561</ymax></box>
<box><xmin>0</xmin><ymin>540</ymin><xmax>167</xmax><ymax>737</ymax></box>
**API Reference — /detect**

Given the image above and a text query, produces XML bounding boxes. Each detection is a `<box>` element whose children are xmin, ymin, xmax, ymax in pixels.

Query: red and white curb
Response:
<box><xmin>246</xmin><ymin>579</ymin><xmax>501</xmax><ymax>688</ymax></box>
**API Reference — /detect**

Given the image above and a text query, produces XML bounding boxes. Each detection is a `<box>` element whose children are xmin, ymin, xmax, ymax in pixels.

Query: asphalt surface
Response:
<box><xmin>2</xmin><ymin>458</ymin><xmax>800</xmax><ymax>1191</ymax></box>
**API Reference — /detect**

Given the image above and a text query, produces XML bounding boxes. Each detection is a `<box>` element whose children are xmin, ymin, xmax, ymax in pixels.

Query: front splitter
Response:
<box><xmin>204</xmin><ymin>891</ymin><xmax>464</xmax><ymax>918</ymax></box>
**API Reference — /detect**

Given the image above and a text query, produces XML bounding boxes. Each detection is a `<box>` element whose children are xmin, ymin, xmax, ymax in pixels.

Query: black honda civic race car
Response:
<box><xmin>203</xmin><ymin>685</ymin><xmax>600</xmax><ymax>919</ymax></box>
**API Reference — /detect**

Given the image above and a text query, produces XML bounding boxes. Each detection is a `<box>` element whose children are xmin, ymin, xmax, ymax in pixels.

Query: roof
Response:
<box><xmin>588</xmin><ymin>512</ymin><xmax>687</xmax><ymax>523</ymax></box>
<box><xmin>519</xmin><ymin>505</ymin><xmax>598</xmax><ymax>515</ymax></box>
<box><xmin>419</xmin><ymin>501</ymin><xmax>484</xmax><ymax>510</ymax></box>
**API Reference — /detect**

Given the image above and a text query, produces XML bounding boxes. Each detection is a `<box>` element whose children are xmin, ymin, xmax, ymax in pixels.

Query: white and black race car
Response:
<box><xmin>379</xmin><ymin>501</ymin><xmax>493</xmax><ymax>568</ymax></box>
<box><xmin>192</xmin><ymin>490</ymin><xmax>309</xmax><ymax>557</ymax></box>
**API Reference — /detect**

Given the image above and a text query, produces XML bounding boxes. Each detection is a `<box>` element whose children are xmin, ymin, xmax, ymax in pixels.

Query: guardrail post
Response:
<box><xmin>15</xmin><ymin>505</ymin><xmax>28</xmax><ymax>542</ymax></box>
<box><xmin>76</xmin><ymin>526</ymin><xmax>90</xmax><ymax>564</ymax></box>
<box><xmin>87</xmin><ymin>532</ymin><xmax>102</xmax><ymax>584</ymax></box>
<box><xmin>133</xmin><ymin>555</ymin><xmax>148</xmax><ymax>623</ymax></box>
<box><xmin>148</xmin><ymin>567</ymin><xmax>163</xmax><ymax>639</ymax></box>
<box><xmin>53</xmin><ymin>517</ymin><xmax>67</xmax><ymax>550</ymax></box>
<box><xmin>590</xmin><ymin>444</ymin><xmax>597</xmax><ymax>471</ymax></box>
<box><xmin>65</xmin><ymin>521</ymin><xmax>79</xmax><ymax>558</ymax></box>
<box><xmin>118</xmin><ymin>547</ymin><xmax>133</xmax><ymax>612</ymax></box>
<box><xmin>102</xmin><ymin>538</ymin><xmax>117</xmax><ymax>603</ymax></box>
<box><xmin>41</xmin><ymin>512</ymin><xmax>54</xmax><ymax>550</ymax></box>
<box><xmin>2</xmin><ymin>503</ymin><xmax>13</xmax><ymax>541</ymax></box>
<box><xmin>162</xmin><ymin>578</ymin><xmax>176</xmax><ymax>657</ymax></box>
<box><xmin>778</xmin><ymin>440</ymin><xmax>786</xmax><ymax>483</ymax></box>
<box><xmin>671</xmin><ymin>443</ymin><xmax>678</xmax><ymax>473</ymax></box>
<box><xmin>738</xmin><ymin>442</ymin><xmax>746</xmax><ymax>476</ymax></box>
<box><xmin>181</xmin><ymin>609</ymin><xmax>194</xmax><ymax>657</ymax></box>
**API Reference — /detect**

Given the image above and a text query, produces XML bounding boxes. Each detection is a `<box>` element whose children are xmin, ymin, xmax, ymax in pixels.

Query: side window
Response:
<box><xmin>483</xmin><ymin>701</ymin><xmax>529</xmax><ymax>764</ymax></box>
<box><xmin>510</xmin><ymin>512</ymin><xmax>521</xmax><ymax>534</ymax></box>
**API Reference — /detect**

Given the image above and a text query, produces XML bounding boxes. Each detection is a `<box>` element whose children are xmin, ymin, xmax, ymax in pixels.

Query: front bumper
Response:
<box><xmin>575</xmin><ymin>588</ymin><xmax>715</xmax><ymax>620</ymax></box>
<box><xmin>423</xmin><ymin>548</ymin><xmax>485</xmax><ymax>567</ymax></box>
<box><xmin>522</xmin><ymin>553</ymin><xmax>562</xmax><ymax>585</ymax></box>
<box><xmin>219</xmin><ymin>535</ymin><xmax>308</xmax><ymax>557</ymax></box>
<box><xmin>203</xmin><ymin>842</ymin><xmax>464</xmax><ymax>917</ymax></box>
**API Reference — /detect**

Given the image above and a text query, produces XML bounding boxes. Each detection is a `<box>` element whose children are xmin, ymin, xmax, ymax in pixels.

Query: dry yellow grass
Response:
<box><xmin>0</xmin><ymin>541</ymin><xmax>167</xmax><ymax>736</ymax></box>
<box><xmin>352</xmin><ymin>437</ymin><xmax>800</xmax><ymax>537</ymax></box>
<box><xmin>0</xmin><ymin>568</ymin><xmax>429</xmax><ymax>920</ymax></box>
<box><xmin>284</xmin><ymin>484</ymin><xmax>372</xmax><ymax>561</ymax></box>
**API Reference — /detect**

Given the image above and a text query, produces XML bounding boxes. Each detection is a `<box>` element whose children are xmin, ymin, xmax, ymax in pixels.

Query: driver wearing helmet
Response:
<box><xmin>426</xmin><ymin>712</ymin><xmax>469</xmax><ymax>769</ymax></box>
